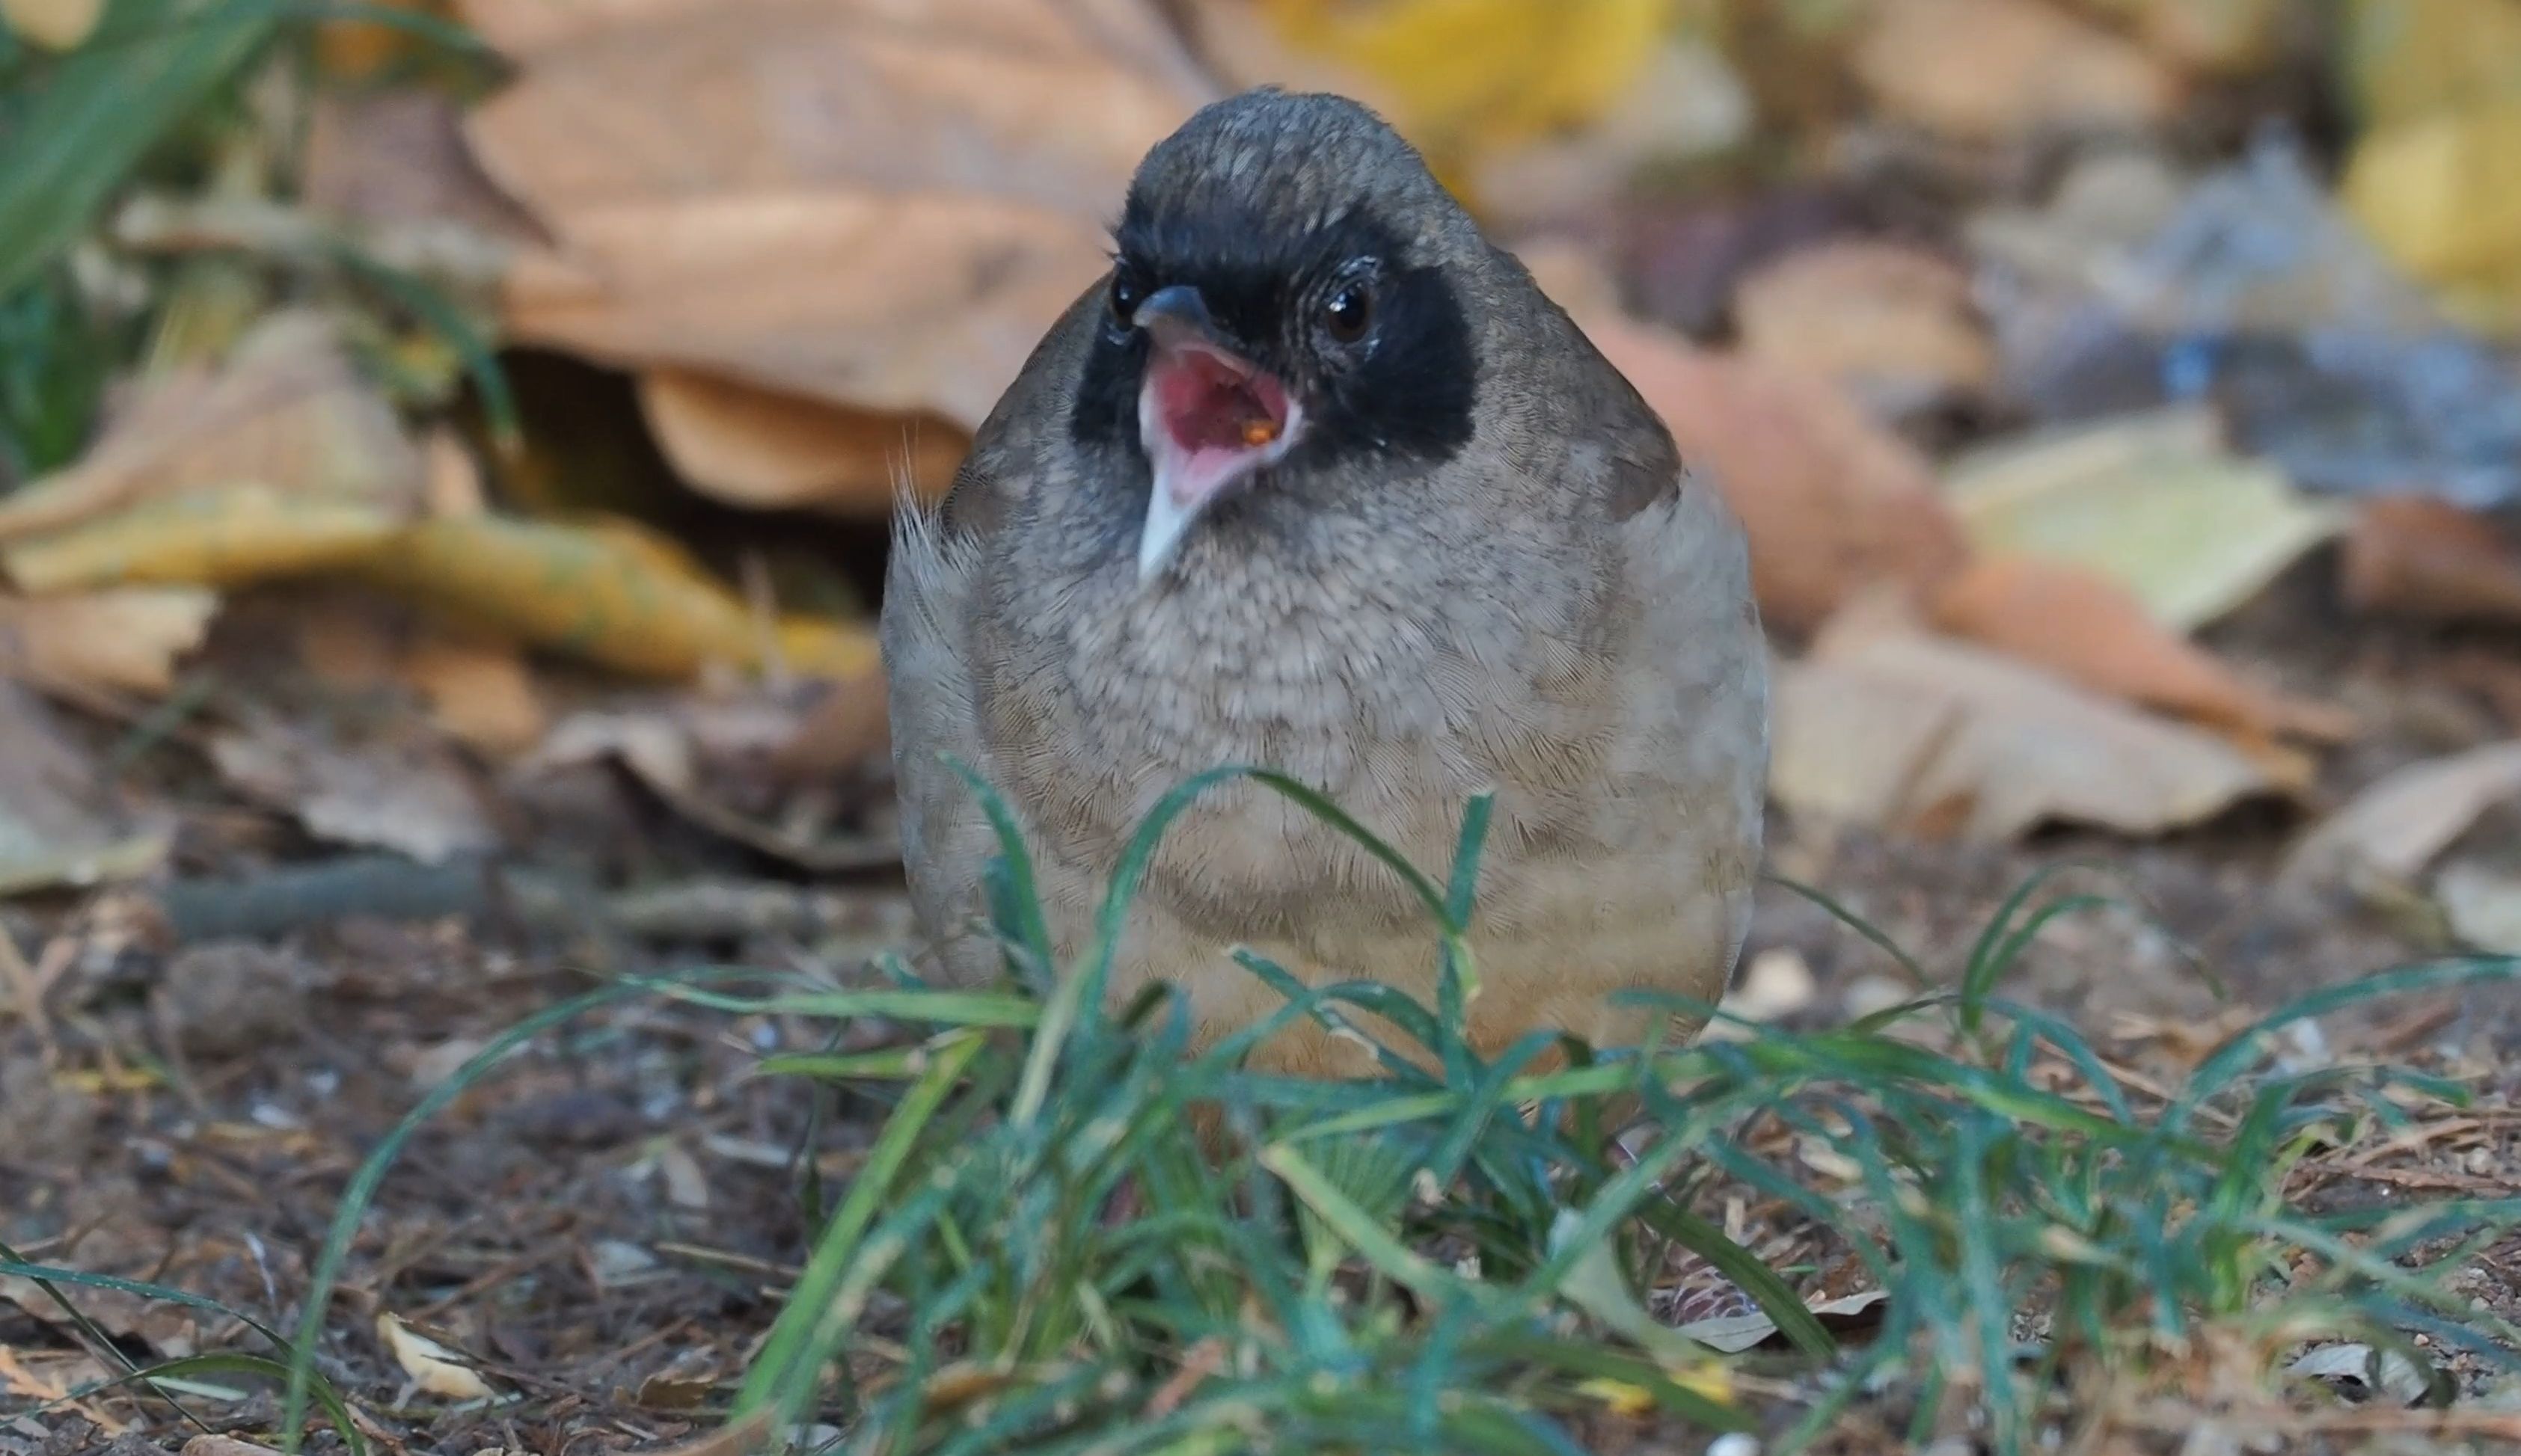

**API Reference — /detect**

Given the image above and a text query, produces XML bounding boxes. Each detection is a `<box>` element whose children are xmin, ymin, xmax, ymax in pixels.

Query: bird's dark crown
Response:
<box><xmin>1068</xmin><ymin>89</ymin><xmax>1477</xmax><ymax>482</ymax></box>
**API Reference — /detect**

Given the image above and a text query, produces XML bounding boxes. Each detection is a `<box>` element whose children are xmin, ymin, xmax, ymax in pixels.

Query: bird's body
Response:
<box><xmin>882</xmin><ymin>90</ymin><xmax>1766</xmax><ymax>1076</ymax></box>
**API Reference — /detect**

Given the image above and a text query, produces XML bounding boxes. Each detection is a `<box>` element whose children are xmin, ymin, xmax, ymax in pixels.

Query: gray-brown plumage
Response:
<box><xmin>881</xmin><ymin>88</ymin><xmax>1766</xmax><ymax>1078</ymax></box>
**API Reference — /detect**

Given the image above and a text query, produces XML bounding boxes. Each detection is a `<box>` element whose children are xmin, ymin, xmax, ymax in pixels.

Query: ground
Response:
<box><xmin>3</xmin><ymin>554</ymin><xmax>2518</xmax><ymax>1455</ymax></box>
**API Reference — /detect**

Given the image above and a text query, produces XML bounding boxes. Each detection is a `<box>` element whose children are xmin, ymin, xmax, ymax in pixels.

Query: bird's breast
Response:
<box><xmin>974</xmin><ymin>539</ymin><xmax>1668</xmax><ymax>944</ymax></box>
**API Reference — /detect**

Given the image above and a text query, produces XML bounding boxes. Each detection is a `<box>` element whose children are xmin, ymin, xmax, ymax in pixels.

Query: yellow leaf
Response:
<box><xmin>2342</xmin><ymin>93</ymin><xmax>2521</xmax><ymax>332</ymax></box>
<box><xmin>1</xmin><ymin>487</ymin><xmax>407</xmax><ymax>593</ymax></box>
<box><xmin>1</xmin><ymin>0</ymin><xmax>102</xmax><ymax>50</ymax></box>
<box><xmin>1575</xmin><ymin>1377</ymin><xmax>1657</xmax><ymax>1417</ymax></box>
<box><xmin>1247</xmin><ymin>0</ymin><xmax>1666</xmax><ymax>171</ymax></box>
<box><xmin>315</xmin><ymin>0</ymin><xmax>450</xmax><ymax>80</ymax></box>
<box><xmin>350</xmin><ymin>513</ymin><xmax>877</xmax><ymax>682</ymax></box>
<box><xmin>2342</xmin><ymin>0</ymin><xmax>2521</xmax><ymax>130</ymax></box>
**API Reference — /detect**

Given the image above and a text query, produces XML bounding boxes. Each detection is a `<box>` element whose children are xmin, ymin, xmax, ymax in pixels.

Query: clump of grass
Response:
<box><xmin>693</xmin><ymin>770</ymin><xmax>2521</xmax><ymax>1453</ymax></box>
<box><xmin>242</xmin><ymin>765</ymin><xmax>2514</xmax><ymax>1454</ymax></box>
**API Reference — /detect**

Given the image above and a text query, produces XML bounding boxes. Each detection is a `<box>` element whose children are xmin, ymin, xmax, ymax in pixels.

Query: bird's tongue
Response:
<box><xmin>1149</xmin><ymin>347</ymin><xmax>1290</xmax><ymax>480</ymax></box>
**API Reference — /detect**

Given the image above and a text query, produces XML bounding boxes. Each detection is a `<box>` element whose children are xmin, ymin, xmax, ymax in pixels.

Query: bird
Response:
<box><xmin>880</xmin><ymin>87</ymin><xmax>1767</xmax><ymax>1081</ymax></box>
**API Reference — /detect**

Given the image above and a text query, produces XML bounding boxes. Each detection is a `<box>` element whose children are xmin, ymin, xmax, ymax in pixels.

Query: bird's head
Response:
<box><xmin>1069</xmin><ymin>88</ymin><xmax>1483</xmax><ymax>583</ymax></box>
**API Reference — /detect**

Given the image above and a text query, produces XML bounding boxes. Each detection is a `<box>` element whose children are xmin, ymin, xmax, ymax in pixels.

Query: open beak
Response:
<box><xmin>1132</xmin><ymin>285</ymin><xmax>1302</xmax><ymax>583</ymax></box>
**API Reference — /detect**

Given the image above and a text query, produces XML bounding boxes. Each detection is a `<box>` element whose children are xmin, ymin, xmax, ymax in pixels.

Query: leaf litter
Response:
<box><xmin>6</xmin><ymin>1</ymin><xmax>2521</xmax><ymax>1453</ymax></box>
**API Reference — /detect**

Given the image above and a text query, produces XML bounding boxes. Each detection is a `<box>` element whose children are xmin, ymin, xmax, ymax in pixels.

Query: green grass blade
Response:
<box><xmin>736</xmin><ymin>1027</ymin><xmax>987</xmax><ymax>1424</ymax></box>
<box><xmin>0</xmin><ymin>0</ymin><xmax>280</xmax><ymax>301</ymax></box>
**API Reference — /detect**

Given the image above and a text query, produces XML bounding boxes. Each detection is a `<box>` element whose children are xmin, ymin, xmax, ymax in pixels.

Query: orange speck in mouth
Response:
<box><xmin>1240</xmin><ymin>417</ymin><xmax>1282</xmax><ymax>447</ymax></box>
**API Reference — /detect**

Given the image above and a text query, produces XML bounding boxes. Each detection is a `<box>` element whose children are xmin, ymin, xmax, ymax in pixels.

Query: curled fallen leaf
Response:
<box><xmin>353</xmin><ymin>513</ymin><xmax>878</xmax><ymax>682</ymax></box>
<box><xmin>210</xmin><ymin>717</ymin><xmax>499</xmax><ymax>865</ymax></box>
<box><xmin>637</xmin><ymin>369</ymin><xmax>969</xmax><ymax>514</ymax></box>
<box><xmin>0</xmin><ymin>587</ymin><xmax>217</xmax><ymax>697</ymax></box>
<box><xmin>2340</xmin><ymin>497</ymin><xmax>2521</xmax><ymax>626</ymax></box>
<box><xmin>376</xmin><ymin>1311</ymin><xmax>497</xmax><ymax>1401</ymax></box>
<box><xmin>1852</xmin><ymin>0</ymin><xmax>2177</xmax><ymax>142</ymax></box>
<box><xmin>0</xmin><ymin>683</ymin><xmax>168</xmax><ymax>897</ymax></box>
<box><xmin>2282</xmin><ymin>742</ymin><xmax>2521</xmax><ymax>888</ymax></box>
<box><xmin>1772</xmin><ymin>603</ymin><xmax>2280</xmax><ymax>841</ymax></box>
<box><xmin>1575</xmin><ymin>310</ymin><xmax>1969</xmax><ymax>633</ymax></box>
<box><xmin>525</xmin><ymin>696</ymin><xmax>895</xmax><ymax>870</ymax></box>
<box><xmin>2</xmin><ymin>488</ymin><xmax>408</xmax><ymax>594</ymax></box>
<box><xmin>1930</xmin><ymin>555</ymin><xmax>2349</xmax><ymax>750</ymax></box>
<box><xmin>1731</xmin><ymin>240</ymin><xmax>1992</xmax><ymax>419</ymax></box>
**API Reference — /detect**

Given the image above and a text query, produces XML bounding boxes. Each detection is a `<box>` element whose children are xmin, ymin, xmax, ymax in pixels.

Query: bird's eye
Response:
<box><xmin>1322</xmin><ymin>283</ymin><xmax>1374</xmax><ymax>345</ymax></box>
<box><xmin>1109</xmin><ymin>270</ymin><xmax>1144</xmax><ymax>326</ymax></box>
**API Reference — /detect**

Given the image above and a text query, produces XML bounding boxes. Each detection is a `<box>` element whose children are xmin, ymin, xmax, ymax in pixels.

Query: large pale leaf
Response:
<box><xmin>1943</xmin><ymin>407</ymin><xmax>2344</xmax><ymax>632</ymax></box>
<box><xmin>1771</xmin><ymin>605</ymin><xmax>2279</xmax><ymax>841</ymax></box>
<box><xmin>459</xmin><ymin>0</ymin><xmax>1212</xmax><ymax>472</ymax></box>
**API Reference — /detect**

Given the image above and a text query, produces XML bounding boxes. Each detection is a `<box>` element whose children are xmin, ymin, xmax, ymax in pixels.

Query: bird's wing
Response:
<box><xmin>880</xmin><ymin>283</ymin><xmax>1109</xmax><ymax>979</ymax></box>
<box><xmin>880</xmin><ymin>452</ymin><xmax>996</xmax><ymax>980</ymax></box>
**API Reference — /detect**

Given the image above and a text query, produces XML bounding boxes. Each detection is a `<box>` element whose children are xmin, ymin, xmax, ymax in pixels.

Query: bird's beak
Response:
<box><xmin>1133</xmin><ymin>285</ymin><xmax>1302</xmax><ymax>583</ymax></box>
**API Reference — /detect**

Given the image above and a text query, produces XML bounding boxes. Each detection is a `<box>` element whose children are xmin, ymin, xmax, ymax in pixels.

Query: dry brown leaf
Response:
<box><xmin>422</xmin><ymin>428</ymin><xmax>488</xmax><ymax>517</ymax></box>
<box><xmin>1575</xmin><ymin>310</ymin><xmax>1970</xmax><ymax>633</ymax></box>
<box><xmin>2341</xmin><ymin>497</ymin><xmax>2521</xmax><ymax>625</ymax></box>
<box><xmin>1732</xmin><ymin>240</ymin><xmax>1992</xmax><ymax>416</ymax></box>
<box><xmin>637</xmin><ymin>370</ymin><xmax>969</xmax><ymax>514</ymax></box>
<box><xmin>2282</xmin><ymin>743</ymin><xmax>2521</xmax><ymax>888</ymax></box>
<box><xmin>303</xmin><ymin>87</ymin><xmax>535</xmax><ymax>244</ymax></box>
<box><xmin>403</xmin><ymin>636</ymin><xmax>550</xmax><ymax>757</ymax></box>
<box><xmin>2082</xmin><ymin>0</ymin><xmax>2288</xmax><ymax>74</ymax></box>
<box><xmin>0</xmin><ymin>588</ymin><xmax>217</xmax><ymax>697</ymax></box>
<box><xmin>768</xmin><ymin>680</ymin><xmax>892</xmax><ymax>782</ymax></box>
<box><xmin>0</xmin><ymin>682</ymin><xmax>168</xmax><ymax>897</ymax></box>
<box><xmin>287</xmin><ymin>586</ymin><xmax>548</xmax><ymax>755</ymax></box>
<box><xmin>211</xmin><ymin>719</ymin><xmax>498</xmax><ymax>864</ymax></box>
<box><xmin>1853</xmin><ymin>0</ymin><xmax>2178</xmax><ymax>141</ymax></box>
<box><xmin>376</xmin><ymin>1312</ymin><xmax>497</xmax><ymax>1401</ymax></box>
<box><xmin>180</xmin><ymin>1436</ymin><xmax>285</xmax><ymax>1456</ymax></box>
<box><xmin>497</xmin><ymin>192</ymin><xmax>1115</xmax><ymax>433</ymax></box>
<box><xmin>0</xmin><ymin>311</ymin><xmax>421</xmax><ymax>548</ymax></box>
<box><xmin>1771</xmin><ymin>606</ymin><xmax>2279</xmax><ymax>841</ymax></box>
<box><xmin>1930</xmin><ymin>556</ymin><xmax>2350</xmax><ymax>747</ymax></box>
<box><xmin>527</xmin><ymin>697</ymin><xmax>895</xmax><ymax>870</ymax></box>
<box><xmin>462</xmin><ymin>0</ymin><xmax>1210</xmax><ymax>431</ymax></box>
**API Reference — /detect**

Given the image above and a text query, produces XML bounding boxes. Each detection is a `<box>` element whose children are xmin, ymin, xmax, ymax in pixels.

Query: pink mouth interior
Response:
<box><xmin>1150</xmin><ymin>346</ymin><xmax>1290</xmax><ymax>455</ymax></box>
